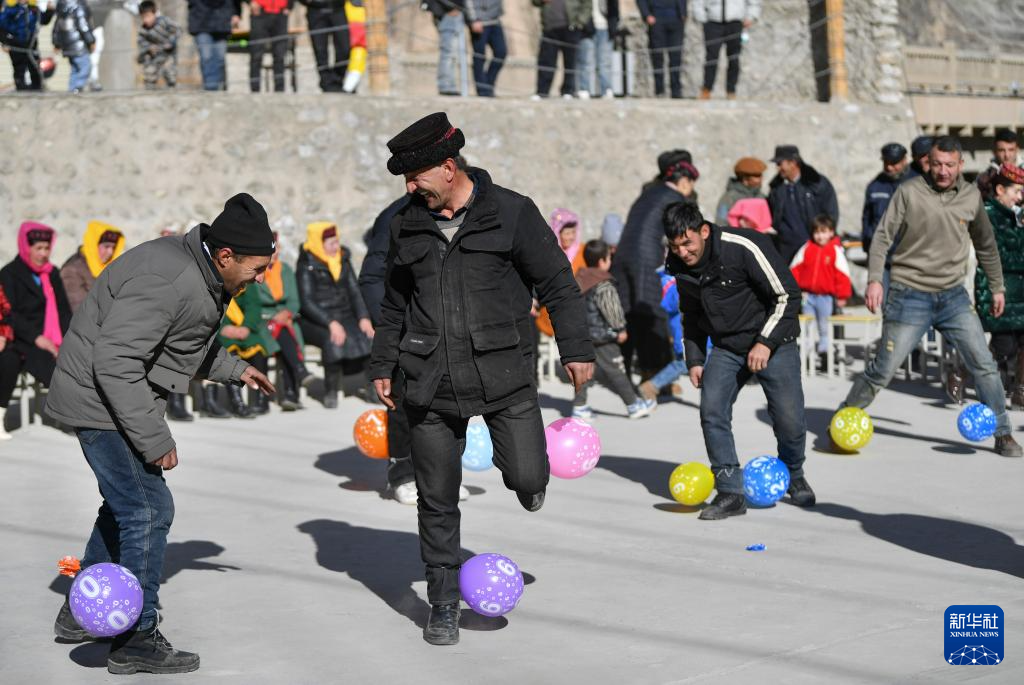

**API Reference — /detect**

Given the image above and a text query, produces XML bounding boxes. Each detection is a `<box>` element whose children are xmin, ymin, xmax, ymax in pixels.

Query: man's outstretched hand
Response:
<box><xmin>241</xmin><ymin>366</ymin><xmax>275</xmax><ymax>396</ymax></box>
<box><xmin>564</xmin><ymin>361</ymin><xmax>595</xmax><ymax>394</ymax></box>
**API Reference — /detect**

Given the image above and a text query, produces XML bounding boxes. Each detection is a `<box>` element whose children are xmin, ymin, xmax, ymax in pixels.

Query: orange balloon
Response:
<box><xmin>353</xmin><ymin>409</ymin><xmax>389</xmax><ymax>459</ymax></box>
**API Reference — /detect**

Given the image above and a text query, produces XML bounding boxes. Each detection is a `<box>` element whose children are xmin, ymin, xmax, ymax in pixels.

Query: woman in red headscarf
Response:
<box><xmin>0</xmin><ymin>222</ymin><xmax>73</xmax><ymax>389</ymax></box>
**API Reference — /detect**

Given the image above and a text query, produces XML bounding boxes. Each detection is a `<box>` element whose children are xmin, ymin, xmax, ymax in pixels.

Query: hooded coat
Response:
<box><xmin>61</xmin><ymin>220</ymin><xmax>125</xmax><ymax>312</ymax></box>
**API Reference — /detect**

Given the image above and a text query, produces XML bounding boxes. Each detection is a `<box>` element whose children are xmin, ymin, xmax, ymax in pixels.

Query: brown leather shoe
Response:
<box><xmin>945</xmin><ymin>367</ymin><xmax>966</xmax><ymax>405</ymax></box>
<box><xmin>995</xmin><ymin>434</ymin><xmax>1023</xmax><ymax>458</ymax></box>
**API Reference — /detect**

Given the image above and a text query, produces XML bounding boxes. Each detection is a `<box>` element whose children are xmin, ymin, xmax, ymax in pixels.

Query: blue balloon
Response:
<box><xmin>957</xmin><ymin>402</ymin><xmax>997</xmax><ymax>442</ymax></box>
<box><xmin>742</xmin><ymin>455</ymin><xmax>791</xmax><ymax>506</ymax></box>
<box><xmin>462</xmin><ymin>424</ymin><xmax>494</xmax><ymax>471</ymax></box>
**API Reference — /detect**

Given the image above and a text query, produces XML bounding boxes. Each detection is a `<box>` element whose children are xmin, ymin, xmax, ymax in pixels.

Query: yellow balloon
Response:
<box><xmin>668</xmin><ymin>462</ymin><xmax>715</xmax><ymax>506</ymax></box>
<box><xmin>829</xmin><ymin>407</ymin><xmax>874</xmax><ymax>452</ymax></box>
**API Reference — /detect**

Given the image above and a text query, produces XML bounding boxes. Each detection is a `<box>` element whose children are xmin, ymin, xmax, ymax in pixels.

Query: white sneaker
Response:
<box><xmin>576</xmin><ymin>90</ymin><xmax>591</xmax><ymax>100</ymax></box>
<box><xmin>561</xmin><ymin>93</ymin><xmax>575</xmax><ymax>100</ymax></box>
<box><xmin>627</xmin><ymin>397</ymin><xmax>657</xmax><ymax>420</ymax></box>
<box><xmin>459</xmin><ymin>485</ymin><xmax>470</xmax><ymax>501</ymax></box>
<box><xmin>602</xmin><ymin>89</ymin><xmax>615</xmax><ymax>99</ymax></box>
<box><xmin>572</xmin><ymin>405</ymin><xmax>594</xmax><ymax>420</ymax></box>
<box><xmin>0</xmin><ymin>424</ymin><xmax>11</xmax><ymax>441</ymax></box>
<box><xmin>529</xmin><ymin>94</ymin><xmax>543</xmax><ymax>101</ymax></box>
<box><xmin>393</xmin><ymin>481</ymin><xmax>418</xmax><ymax>505</ymax></box>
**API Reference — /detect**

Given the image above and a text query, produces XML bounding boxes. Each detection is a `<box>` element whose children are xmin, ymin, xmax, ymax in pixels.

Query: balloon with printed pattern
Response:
<box><xmin>353</xmin><ymin>409</ymin><xmax>389</xmax><ymax>459</ymax></box>
<box><xmin>668</xmin><ymin>462</ymin><xmax>715</xmax><ymax>506</ymax></box>
<box><xmin>69</xmin><ymin>563</ymin><xmax>143</xmax><ymax>637</ymax></box>
<box><xmin>829</xmin><ymin>407</ymin><xmax>874</xmax><ymax>452</ymax></box>
<box><xmin>957</xmin><ymin>403</ymin><xmax>997</xmax><ymax>442</ymax></box>
<box><xmin>459</xmin><ymin>553</ymin><xmax>524</xmax><ymax>617</ymax></box>
<box><xmin>545</xmin><ymin>418</ymin><xmax>602</xmax><ymax>479</ymax></box>
<box><xmin>742</xmin><ymin>455</ymin><xmax>791</xmax><ymax>506</ymax></box>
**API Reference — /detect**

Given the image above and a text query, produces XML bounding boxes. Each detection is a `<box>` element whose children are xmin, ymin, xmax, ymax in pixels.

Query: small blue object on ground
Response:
<box><xmin>746</xmin><ymin>544</ymin><xmax>766</xmax><ymax>552</ymax></box>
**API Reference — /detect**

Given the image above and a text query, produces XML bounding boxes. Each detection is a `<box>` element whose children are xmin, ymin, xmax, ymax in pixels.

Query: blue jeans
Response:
<box><xmin>700</xmin><ymin>343</ymin><xmax>806</xmax><ymax>493</ymax></box>
<box><xmin>576</xmin><ymin>28</ymin><xmax>612</xmax><ymax>94</ymax></box>
<box><xmin>77</xmin><ymin>429</ymin><xmax>174</xmax><ymax>631</ymax></box>
<box><xmin>471</xmin><ymin>23</ymin><xmax>506</xmax><ymax>96</ymax></box>
<box><xmin>803</xmin><ymin>293</ymin><xmax>834</xmax><ymax>354</ymax></box>
<box><xmin>194</xmin><ymin>32</ymin><xmax>227</xmax><ymax>91</ymax></box>
<box><xmin>650</xmin><ymin>355</ymin><xmax>687</xmax><ymax>390</ymax></box>
<box><xmin>67</xmin><ymin>53</ymin><xmax>91</xmax><ymax>92</ymax></box>
<box><xmin>437</xmin><ymin>12</ymin><xmax>464</xmax><ymax>94</ymax></box>
<box><xmin>844</xmin><ymin>282</ymin><xmax>1010</xmax><ymax>436</ymax></box>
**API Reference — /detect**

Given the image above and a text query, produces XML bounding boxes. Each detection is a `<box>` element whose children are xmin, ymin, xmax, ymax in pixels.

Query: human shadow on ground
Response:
<box><xmin>68</xmin><ymin>642</ymin><xmax>109</xmax><ymax>668</ymax></box>
<box><xmin>757</xmin><ymin>406</ymin><xmax>975</xmax><ymax>456</ymax></box>
<box><xmin>597</xmin><ymin>455</ymin><xmax>675</xmax><ymax>501</ymax></box>
<box><xmin>314</xmin><ymin>447</ymin><xmax>488</xmax><ymax>497</ymax></box>
<box><xmin>49</xmin><ymin>540</ymin><xmax>239</xmax><ymax>598</ymax></box>
<box><xmin>538</xmin><ymin>392</ymin><xmax>573</xmax><ymax>416</ymax></box>
<box><xmin>297</xmin><ymin>519</ymin><xmax>508</xmax><ymax>631</ymax></box>
<box><xmin>811</xmin><ymin>503</ymin><xmax>1024</xmax><ymax>580</ymax></box>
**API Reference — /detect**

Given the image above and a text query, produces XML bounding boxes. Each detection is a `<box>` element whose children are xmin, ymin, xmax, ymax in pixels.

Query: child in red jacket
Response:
<box><xmin>790</xmin><ymin>214</ymin><xmax>852</xmax><ymax>367</ymax></box>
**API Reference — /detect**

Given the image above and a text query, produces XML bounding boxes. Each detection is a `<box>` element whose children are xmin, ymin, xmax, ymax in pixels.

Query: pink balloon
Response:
<box><xmin>545</xmin><ymin>417</ymin><xmax>602</xmax><ymax>479</ymax></box>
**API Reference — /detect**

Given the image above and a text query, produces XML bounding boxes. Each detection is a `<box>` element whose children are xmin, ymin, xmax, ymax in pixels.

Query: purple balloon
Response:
<box><xmin>459</xmin><ymin>553</ymin><xmax>524</xmax><ymax>617</ymax></box>
<box><xmin>69</xmin><ymin>563</ymin><xmax>143</xmax><ymax>637</ymax></box>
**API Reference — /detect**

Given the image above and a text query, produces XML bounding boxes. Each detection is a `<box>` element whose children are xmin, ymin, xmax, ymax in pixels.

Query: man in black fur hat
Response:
<box><xmin>369</xmin><ymin>112</ymin><xmax>595</xmax><ymax>646</ymax></box>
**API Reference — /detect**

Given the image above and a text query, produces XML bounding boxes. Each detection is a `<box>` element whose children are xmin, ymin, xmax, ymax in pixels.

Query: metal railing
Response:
<box><xmin>904</xmin><ymin>42</ymin><xmax>1024</xmax><ymax>97</ymax></box>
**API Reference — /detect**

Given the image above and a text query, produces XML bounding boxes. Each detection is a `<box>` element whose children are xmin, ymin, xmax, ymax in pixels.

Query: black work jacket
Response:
<box><xmin>368</xmin><ymin>169</ymin><xmax>594</xmax><ymax>416</ymax></box>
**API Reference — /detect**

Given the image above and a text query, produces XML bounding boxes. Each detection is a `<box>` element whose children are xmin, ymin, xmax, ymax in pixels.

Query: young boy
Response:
<box><xmin>0</xmin><ymin>0</ymin><xmax>52</xmax><ymax>91</ymax></box>
<box><xmin>51</xmin><ymin>0</ymin><xmax>94</xmax><ymax>92</ymax></box>
<box><xmin>789</xmin><ymin>214</ymin><xmax>852</xmax><ymax>370</ymax></box>
<box><xmin>639</xmin><ymin>265</ymin><xmax>686</xmax><ymax>401</ymax></box>
<box><xmin>573</xmin><ymin>240</ymin><xmax>657</xmax><ymax>420</ymax></box>
<box><xmin>136</xmin><ymin>0</ymin><xmax>179</xmax><ymax>89</ymax></box>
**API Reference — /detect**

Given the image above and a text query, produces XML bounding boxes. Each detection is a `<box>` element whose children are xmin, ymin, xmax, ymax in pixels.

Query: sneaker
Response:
<box><xmin>423</xmin><ymin>603</ymin><xmax>460</xmax><ymax>646</ymax></box>
<box><xmin>786</xmin><ymin>476</ymin><xmax>817</xmax><ymax>507</ymax></box>
<box><xmin>572</xmin><ymin>405</ymin><xmax>594</xmax><ymax>420</ymax></box>
<box><xmin>459</xmin><ymin>485</ymin><xmax>470</xmax><ymax>501</ymax></box>
<box><xmin>576</xmin><ymin>90</ymin><xmax>591</xmax><ymax>100</ymax></box>
<box><xmin>393</xmin><ymin>481</ymin><xmax>418</xmax><ymax>505</ymax></box>
<box><xmin>517</xmin><ymin>489</ymin><xmax>545</xmax><ymax>512</ymax></box>
<box><xmin>529</xmin><ymin>94</ymin><xmax>543</xmax><ymax>101</ymax></box>
<box><xmin>53</xmin><ymin>599</ymin><xmax>90</xmax><ymax>642</ymax></box>
<box><xmin>698</xmin><ymin>492</ymin><xmax>747</xmax><ymax>520</ymax></box>
<box><xmin>627</xmin><ymin>398</ymin><xmax>657</xmax><ymax>419</ymax></box>
<box><xmin>107</xmin><ymin>627</ymin><xmax>200</xmax><ymax>675</ymax></box>
<box><xmin>638</xmin><ymin>381</ymin><xmax>658</xmax><ymax>402</ymax></box>
<box><xmin>561</xmin><ymin>93</ymin><xmax>574</xmax><ymax>100</ymax></box>
<box><xmin>602</xmin><ymin>89</ymin><xmax>615</xmax><ymax>99</ymax></box>
<box><xmin>995</xmin><ymin>434</ymin><xmax>1023</xmax><ymax>458</ymax></box>
<box><xmin>0</xmin><ymin>423</ymin><xmax>11</xmax><ymax>441</ymax></box>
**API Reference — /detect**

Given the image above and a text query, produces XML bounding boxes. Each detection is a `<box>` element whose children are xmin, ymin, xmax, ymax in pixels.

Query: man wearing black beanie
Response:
<box><xmin>370</xmin><ymin>112</ymin><xmax>595</xmax><ymax>646</ymax></box>
<box><xmin>45</xmin><ymin>193</ymin><xmax>277</xmax><ymax>675</ymax></box>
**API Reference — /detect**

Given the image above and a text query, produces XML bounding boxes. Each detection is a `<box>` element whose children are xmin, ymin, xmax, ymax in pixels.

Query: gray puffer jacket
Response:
<box><xmin>466</xmin><ymin>0</ymin><xmax>502</xmax><ymax>23</ymax></box>
<box><xmin>46</xmin><ymin>225</ymin><xmax>248</xmax><ymax>461</ymax></box>
<box><xmin>52</xmin><ymin>0</ymin><xmax>94</xmax><ymax>57</ymax></box>
<box><xmin>692</xmin><ymin>0</ymin><xmax>761</xmax><ymax>23</ymax></box>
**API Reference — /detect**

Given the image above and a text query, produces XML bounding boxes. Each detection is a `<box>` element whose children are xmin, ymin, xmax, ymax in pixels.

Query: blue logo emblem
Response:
<box><xmin>945</xmin><ymin>605</ymin><xmax>1003</xmax><ymax>665</ymax></box>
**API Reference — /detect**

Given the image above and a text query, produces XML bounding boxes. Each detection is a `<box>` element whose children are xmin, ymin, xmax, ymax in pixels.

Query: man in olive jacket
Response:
<box><xmin>45</xmin><ymin>193</ymin><xmax>276</xmax><ymax>676</ymax></box>
<box><xmin>369</xmin><ymin>112</ymin><xmax>594</xmax><ymax>646</ymax></box>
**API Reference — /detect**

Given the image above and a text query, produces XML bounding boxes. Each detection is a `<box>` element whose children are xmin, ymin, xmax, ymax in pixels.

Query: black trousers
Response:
<box><xmin>648</xmin><ymin>19</ymin><xmax>684</xmax><ymax>97</ymax></box>
<box><xmin>250</xmin><ymin>13</ymin><xmax>289</xmax><ymax>92</ymax></box>
<box><xmin>990</xmin><ymin>330</ymin><xmax>1024</xmax><ymax>362</ymax></box>
<box><xmin>622</xmin><ymin>309</ymin><xmax>673</xmax><ymax>379</ymax></box>
<box><xmin>0</xmin><ymin>348</ymin><xmax>20</xmax><ymax>407</ymax></box>
<box><xmin>9</xmin><ymin>47</ymin><xmax>42</xmax><ymax>90</ymax></box>
<box><xmin>536</xmin><ymin>27</ymin><xmax>580</xmax><ymax>96</ymax></box>
<box><xmin>307</xmin><ymin>8</ymin><xmax>348</xmax><ymax>91</ymax></box>
<box><xmin>386</xmin><ymin>371</ymin><xmax>415</xmax><ymax>488</ymax></box>
<box><xmin>407</xmin><ymin>377</ymin><xmax>548</xmax><ymax>604</ymax></box>
<box><xmin>702</xmin><ymin>20</ymin><xmax>743</xmax><ymax>93</ymax></box>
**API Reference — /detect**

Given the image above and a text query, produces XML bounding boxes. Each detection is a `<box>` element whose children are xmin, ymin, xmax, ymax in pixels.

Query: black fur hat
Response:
<box><xmin>386</xmin><ymin>112</ymin><xmax>466</xmax><ymax>176</ymax></box>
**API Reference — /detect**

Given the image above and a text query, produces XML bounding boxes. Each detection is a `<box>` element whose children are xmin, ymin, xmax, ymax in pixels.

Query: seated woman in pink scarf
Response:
<box><xmin>0</xmin><ymin>222</ymin><xmax>73</xmax><ymax>387</ymax></box>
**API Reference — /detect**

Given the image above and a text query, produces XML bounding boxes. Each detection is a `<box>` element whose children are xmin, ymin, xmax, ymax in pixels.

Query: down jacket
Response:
<box><xmin>691</xmin><ymin>0</ymin><xmax>760</xmax><ymax>23</ymax></box>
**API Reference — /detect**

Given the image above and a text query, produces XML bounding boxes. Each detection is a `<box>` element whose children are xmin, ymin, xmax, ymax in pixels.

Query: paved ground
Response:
<box><xmin>1</xmin><ymin>372</ymin><xmax>1022</xmax><ymax>684</ymax></box>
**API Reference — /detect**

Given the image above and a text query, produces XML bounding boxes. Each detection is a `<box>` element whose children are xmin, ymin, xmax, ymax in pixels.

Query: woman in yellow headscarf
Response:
<box><xmin>60</xmin><ymin>221</ymin><xmax>125</xmax><ymax>312</ymax></box>
<box><xmin>296</xmin><ymin>222</ymin><xmax>374</xmax><ymax>408</ymax></box>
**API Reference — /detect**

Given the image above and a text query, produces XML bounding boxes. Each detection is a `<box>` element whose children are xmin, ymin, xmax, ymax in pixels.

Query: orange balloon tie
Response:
<box><xmin>58</xmin><ymin>556</ymin><xmax>81</xmax><ymax>578</ymax></box>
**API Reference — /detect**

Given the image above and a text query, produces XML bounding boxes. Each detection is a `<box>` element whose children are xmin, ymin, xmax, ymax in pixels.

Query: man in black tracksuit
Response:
<box><xmin>369</xmin><ymin>112</ymin><xmax>594</xmax><ymax>646</ymax></box>
<box><xmin>664</xmin><ymin>202</ymin><xmax>815</xmax><ymax>520</ymax></box>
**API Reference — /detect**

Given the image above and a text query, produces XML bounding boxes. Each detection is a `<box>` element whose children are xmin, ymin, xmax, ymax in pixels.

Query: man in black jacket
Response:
<box><xmin>369</xmin><ymin>112</ymin><xmax>594</xmax><ymax>646</ymax></box>
<box><xmin>298</xmin><ymin>0</ymin><xmax>348</xmax><ymax>91</ymax></box>
<box><xmin>664</xmin><ymin>203</ymin><xmax>815</xmax><ymax>520</ymax></box>
<box><xmin>188</xmin><ymin>0</ymin><xmax>241</xmax><ymax>90</ymax></box>
<box><xmin>767</xmin><ymin>144</ymin><xmax>839</xmax><ymax>264</ymax></box>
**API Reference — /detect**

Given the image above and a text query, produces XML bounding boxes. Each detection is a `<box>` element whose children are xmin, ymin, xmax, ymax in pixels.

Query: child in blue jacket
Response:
<box><xmin>0</xmin><ymin>0</ymin><xmax>53</xmax><ymax>90</ymax></box>
<box><xmin>639</xmin><ymin>267</ymin><xmax>687</xmax><ymax>400</ymax></box>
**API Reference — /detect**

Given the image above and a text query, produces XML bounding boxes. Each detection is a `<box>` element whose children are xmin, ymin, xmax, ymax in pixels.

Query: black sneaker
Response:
<box><xmin>786</xmin><ymin>476</ymin><xmax>817</xmax><ymax>507</ymax></box>
<box><xmin>423</xmin><ymin>603</ymin><xmax>460</xmax><ymax>646</ymax></box>
<box><xmin>516</xmin><ymin>490</ymin><xmax>545</xmax><ymax>512</ymax></box>
<box><xmin>107</xmin><ymin>626</ymin><xmax>199</xmax><ymax>675</ymax></box>
<box><xmin>995</xmin><ymin>434</ymin><xmax>1023</xmax><ymax>458</ymax></box>
<box><xmin>698</xmin><ymin>493</ymin><xmax>747</xmax><ymax>520</ymax></box>
<box><xmin>54</xmin><ymin>599</ymin><xmax>90</xmax><ymax>642</ymax></box>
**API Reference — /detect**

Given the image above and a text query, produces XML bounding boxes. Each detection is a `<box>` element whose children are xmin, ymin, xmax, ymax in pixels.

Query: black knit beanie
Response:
<box><xmin>386</xmin><ymin>112</ymin><xmax>466</xmax><ymax>176</ymax></box>
<box><xmin>207</xmin><ymin>193</ymin><xmax>276</xmax><ymax>256</ymax></box>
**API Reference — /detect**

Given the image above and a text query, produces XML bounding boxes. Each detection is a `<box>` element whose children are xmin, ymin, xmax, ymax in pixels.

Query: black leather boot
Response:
<box><xmin>166</xmin><ymin>393</ymin><xmax>193</xmax><ymax>422</ymax></box>
<box><xmin>249</xmin><ymin>387</ymin><xmax>270</xmax><ymax>415</ymax></box>
<box><xmin>698</xmin><ymin>492</ymin><xmax>747</xmax><ymax>520</ymax></box>
<box><xmin>280</xmin><ymin>382</ymin><xmax>302</xmax><ymax>412</ymax></box>
<box><xmin>423</xmin><ymin>603</ymin><xmax>460</xmax><ymax>646</ymax></box>
<box><xmin>53</xmin><ymin>598</ymin><xmax>90</xmax><ymax>642</ymax></box>
<box><xmin>200</xmin><ymin>385</ymin><xmax>230</xmax><ymax>419</ymax></box>
<box><xmin>226</xmin><ymin>385</ymin><xmax>254</xmax><ymax>419</ymax></box>
<box><xmin>296</xmin><ymin>362</ymin><xmax>316</xmax><ymax>390</ymax></box>
<box><xmin>107</xmin><ymin>626</ymin><xmax>200</xmax><ymax>675</ymax></box>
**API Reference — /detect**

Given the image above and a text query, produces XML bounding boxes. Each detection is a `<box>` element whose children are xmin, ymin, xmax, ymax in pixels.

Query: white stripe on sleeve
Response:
<box><xmin>721</xmin><ymin>232</ymin><xmax>789</xmax><ymax>340</ymax></box>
